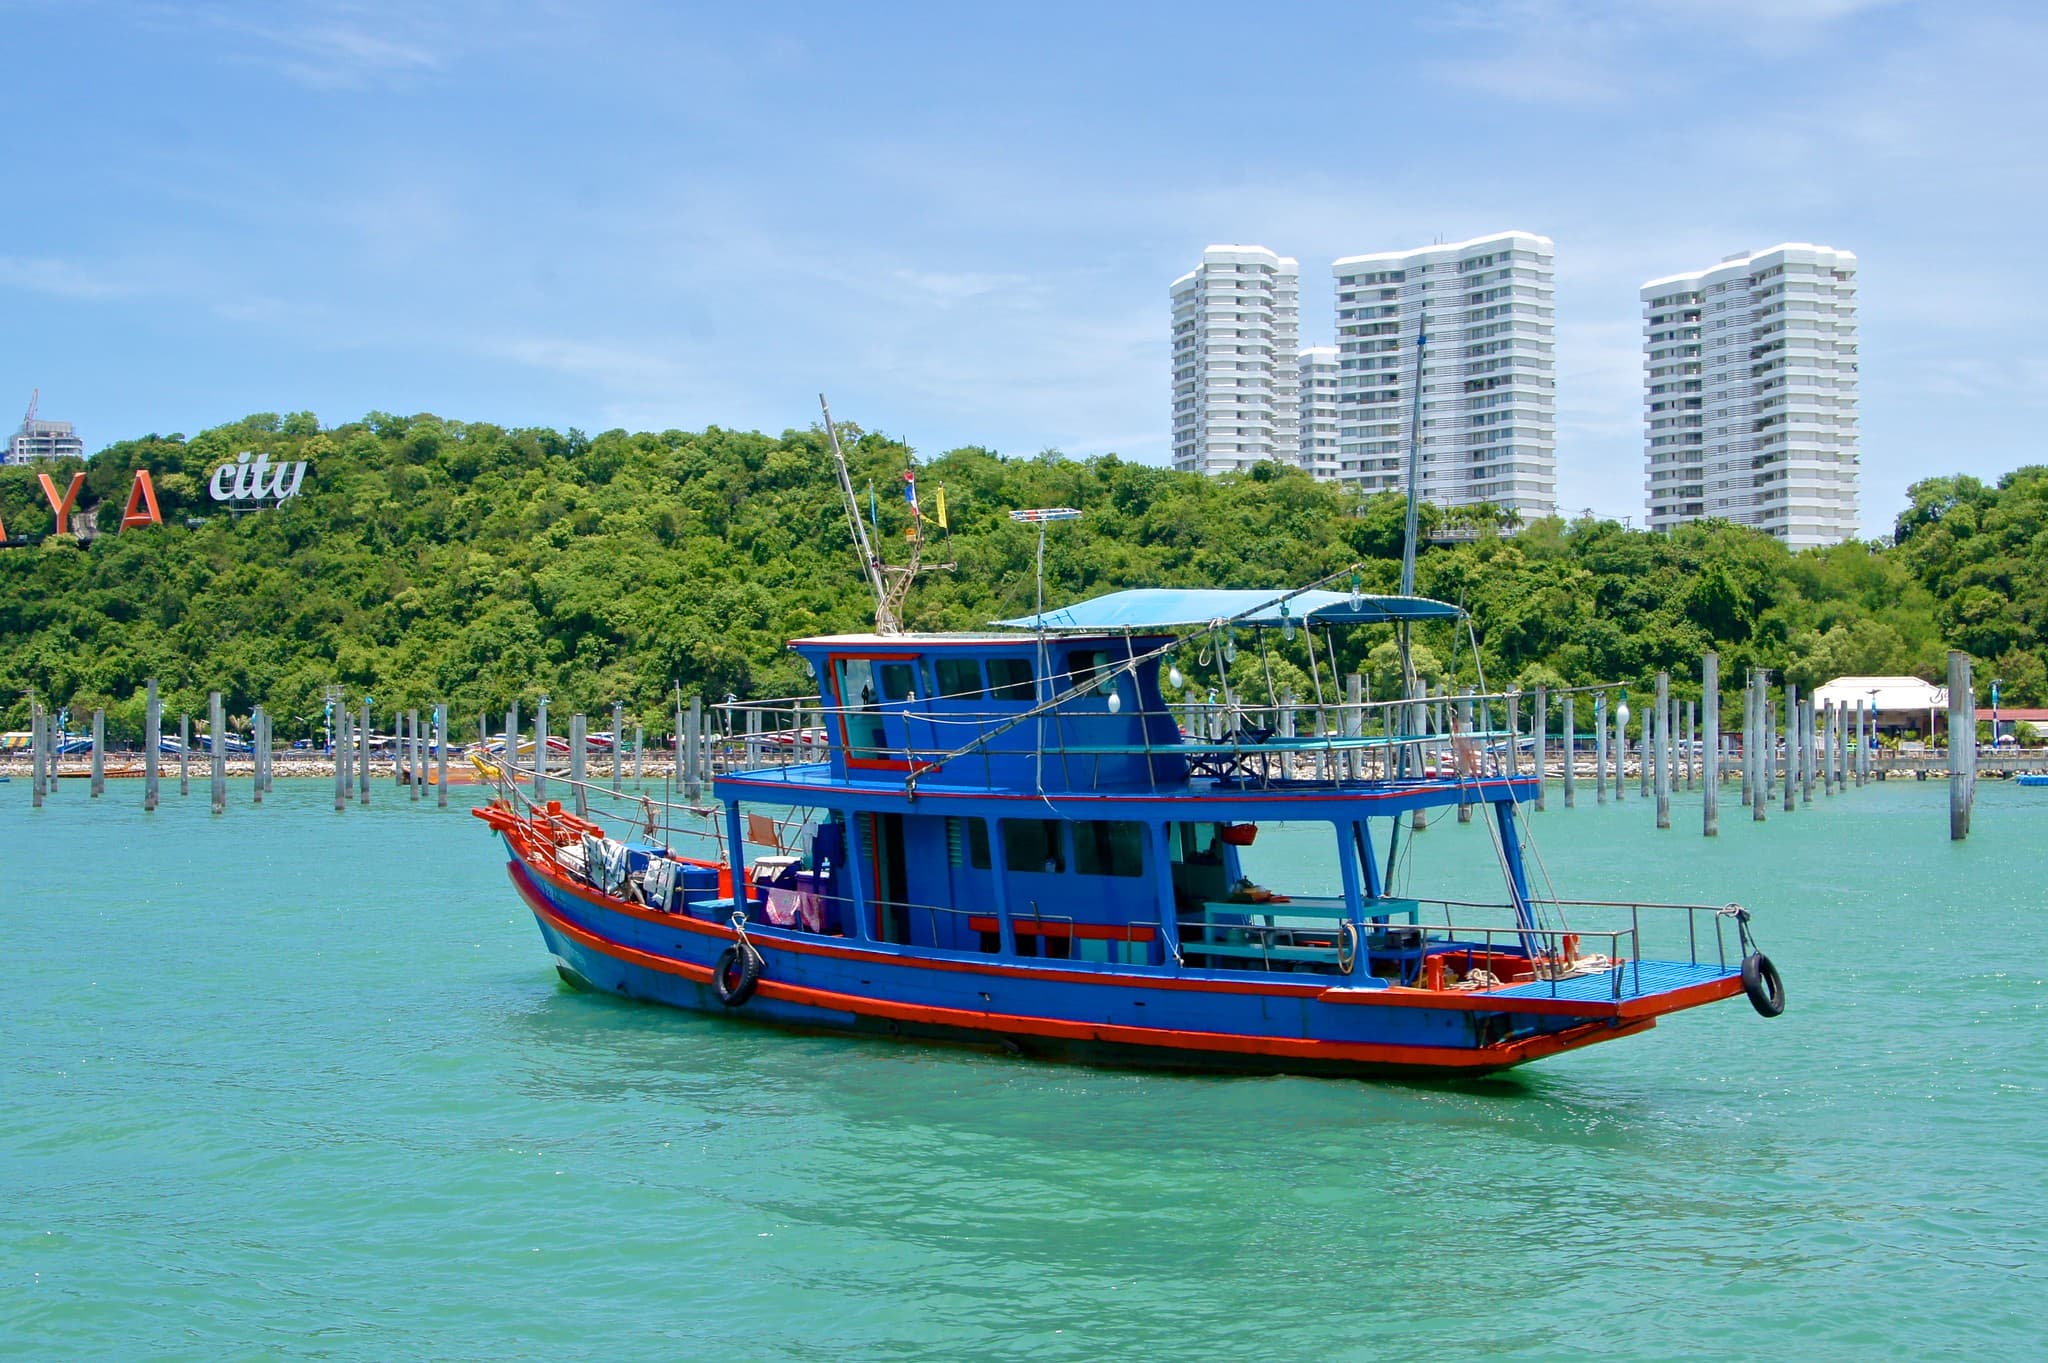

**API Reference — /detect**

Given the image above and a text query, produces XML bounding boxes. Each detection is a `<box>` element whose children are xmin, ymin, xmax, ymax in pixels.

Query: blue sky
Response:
<box><xmin>3</xmin><ymin>0</ymin><xmax>2042</xmax><ymax>533</ymax></box>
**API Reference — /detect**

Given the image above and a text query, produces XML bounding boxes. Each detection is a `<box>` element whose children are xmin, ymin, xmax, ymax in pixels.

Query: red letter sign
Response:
<box><xmin>121</xmin><ymin>470</ymin><xmax>163</xmax><ymax>531</ymax></box>
<box><xmin>39</xmin><ymin>471</ymin><xmax>88</xmax><ymax>531</ymax></box>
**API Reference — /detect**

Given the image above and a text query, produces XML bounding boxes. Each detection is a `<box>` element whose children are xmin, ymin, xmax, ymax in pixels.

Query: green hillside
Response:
<box><xmin>0</xmin><ymin>410</ymin><xmax>2042</xmax><ymax>740</ymax></box>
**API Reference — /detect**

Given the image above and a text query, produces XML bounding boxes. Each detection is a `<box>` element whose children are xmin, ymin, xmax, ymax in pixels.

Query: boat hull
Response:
<box><xmin>506</xmin><ymin>848</ymin><xmax>1725</xmax><ymax>1079</ymax></box>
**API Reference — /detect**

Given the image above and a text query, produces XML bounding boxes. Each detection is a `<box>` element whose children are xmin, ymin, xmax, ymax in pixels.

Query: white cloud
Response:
<box><xmin>0</xmin><ymin>255</ymin><xmax>142</xmax><ymax>301</ymax></box>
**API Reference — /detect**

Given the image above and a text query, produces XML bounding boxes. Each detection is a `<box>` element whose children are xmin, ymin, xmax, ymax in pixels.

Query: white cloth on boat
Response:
<box><xmin>582</xmin><ymin>834</ymin><xmax>632</xmax><ymax>895</ymax></box>
<box><xmin>641</xmin><ymin>856</ymin><xmax>679</xmax><ymax>912</ymax></box>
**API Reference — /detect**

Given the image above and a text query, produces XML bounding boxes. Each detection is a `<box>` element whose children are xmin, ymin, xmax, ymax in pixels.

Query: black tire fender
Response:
<box><xmin>1741</xmin><ymin>951</ymin><xmax>1785</xmax><ymax>1018</ymax></box>
<box><xmin>713</xmin><ymin>943</ymin><xmax>763</xmax><ymax>1007</ymax></box>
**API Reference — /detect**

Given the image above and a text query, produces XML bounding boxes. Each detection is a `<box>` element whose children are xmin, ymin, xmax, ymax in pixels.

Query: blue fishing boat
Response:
<box><xmin>477</xmin><ymin>578</ymin><xmax>1785</xmax><ymax>1077</ymax></box>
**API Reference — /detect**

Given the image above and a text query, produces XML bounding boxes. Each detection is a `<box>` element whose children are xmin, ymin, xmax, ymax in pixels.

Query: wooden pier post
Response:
<box><xmin>179</xmin><ymin>714</ymin><xmax>191</xmax><ymax>795</ymax></box>
<box><xmin>1843</xmin><ymin>704</ymin><xmax>1859</xmax><ymax>789</ymax></box>
<box><xmin>394</xmin><ymin>710</ymin><xmax>408</xmax><ymax>789</ymax></box>
<box><xmin>1593</xmin><ymin>693</ymin><xmax>1608</xmax><ymax>804</ymax></box>
<box><xmin>144</xmin><ymin>679</ymin><xmax>161</xmax><ymax>812</ymax></box>
<box><xmin>1562</xmin><ymin>693</ymin><xmax>1576</xmax><ymax>807</ymax></box>
<box><xmin>1754</xmin><ymin>685</ymin><xmax>1770</xmax><ymax>823</ymax></box>
<box><xmin>91</xmin><ymin>707</ymin><xmax>105</xmax><ymax>797</ymax></box>
<box><xmin>1841</xmin><ymin>699</ymin><xmax>1853</xmax><ymax>791</ymax></box>
<box><xmin>1949</xmin><ymin>651</ymin><xmax>1975</xmax><ymax>839</ymax></box>
<box><xmin>534</xmin><ymin>696</ymin><xmax>550</xmax><ymax>802</ymax></box>
<box><xmin>208</xmin><ymin>691</ymin><xmax>226</xmax><ymax>815</ymax></box>
<box><xmin>335</xmin><ymin>713</ymin><xmax>348</xmax><ymax>811</ymax></box>
<box><xmin>1455</xmin><ymin>688</ymin><xmax>1474</xmax><ymax>823</ymax></box>
<box><xmin>1702</xmin><ymin>653</ymin><xmax>1719</xmax><ymax>837</ymax></box>
<box><xmin>251</xmin><ymin>705</ymin><xmax>264</xmax><ymax>804</ymax></box>
<box><xmin>1826</xmin><ymin>699</ymin><xmax>1843</xmax><ymax>798</ymax></box>
<box><xmin>569</xmin><ymin>712</ymin><xmax>588</xmax><ymax>817</ymax></box>
<box><xmin>1506</xmin><ymin>689</ymin><xmax>1521</xmax><ymax>780</ymax></box>
<box><xmin>1783</xmin><ymin>683</ymin><xmax>1797</xmax><ymax>812</ymax></box>
<box><xmin>29</xmin><ymin>701</ymin><xmax>43</xmax><ymax>809</ymax></box>
<box><xmin>685</xmin><ymin>697</ymin><xmax>703</xmax><ymax>799</ymax></box>
<box><xmin>1532</xmin><ymin>685</ymin><xmax>1547</xmax><ymax>811</ymax></box>
<box><xmin>435</xmin><ymin>705</ymin><xmax>449</xmax><ymax>807</ymax></box>
<box><xmin>611</xmin><ymin>702</ymin><xmax>625</xmax><ymax>793</ymax></box>
<box><xmin>358</xmin><ymin>701</ymin><xmax>371</xmax><ymax>804</ymax></box>
<box><xmin>1345</xmin><ymin>674</ymin><xmax>1363</xmax><ymax>782</ymax></box>
<box><xmin>633</xmin><ymin>724</ymin><xmax>645</xmax><ymax>789</ymax></box>
<box><xmin>1605</xmin><ymin>695</ymin><xmax>1622</xmax><ymax>802</ymax></box>
<box><xmin>1653</xmin><ymin>672</ymin><xmax>1670</xmax><ymax>828</ymax></box>
<box><xmin>505</xmin><ymin>701</ymin><xmax>519</xmax><ymax>791</ymax></box>
<box><xmin>1799</xmin><ymin>696</ymin><xmax>1813</xmax><ymax>804</ymax></box>
<box><xmin>1639</xmin><ymin>697</ymin><xmax>1651</xmax><ymax>799</ymax></box>
<box><xmin>1857</xmin><ymin>701</ymin><xmax>1869</xmax><ymax>785</ymax></box>
<box><xmin>405</xmin><ymin>709</ymin><xmax>418</xmax><ymax>801</ymax></box>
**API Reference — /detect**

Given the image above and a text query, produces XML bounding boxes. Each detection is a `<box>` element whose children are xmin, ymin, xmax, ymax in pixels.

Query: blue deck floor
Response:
<box><xmin>1487</xmin><ymin>958</ymin><xmax>1736</xmax><ymax>1002</ymax></box>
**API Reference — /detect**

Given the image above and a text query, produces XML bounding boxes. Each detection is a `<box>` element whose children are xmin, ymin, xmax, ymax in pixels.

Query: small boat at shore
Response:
<box><xmin>476</xmin><ymin>583</ymin><xmax>1784</xmax><ymax>1078</ymax></box>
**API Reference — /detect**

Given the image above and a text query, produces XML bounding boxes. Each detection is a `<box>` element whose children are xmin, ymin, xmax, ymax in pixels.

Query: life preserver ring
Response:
<box><xmin>1741</xmin><ymin>951</ymin><xmax>1784</xmax><ymax>1018</ymax></box>
<box><xmin>1336</xmin><ymin>921</ymin><xmax>1359</xmax><ymax>975</ymax></box>
<box><xmin>713</xmin><ymin>943</ymin><xmax>762</xmax><ymax>1007</ymax></box>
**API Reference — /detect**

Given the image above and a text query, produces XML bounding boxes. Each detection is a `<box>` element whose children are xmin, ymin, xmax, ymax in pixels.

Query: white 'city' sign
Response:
<box><xmin>208</xmin><ymin>451</ymin><xmax>309</xmax><ymax>504</ymax></box>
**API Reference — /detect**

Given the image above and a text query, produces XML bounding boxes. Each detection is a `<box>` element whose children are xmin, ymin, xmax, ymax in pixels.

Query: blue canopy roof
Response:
<box><xmin>994</xmin><ymin>587</ymin><xmax>1463</xmax><ymax>632</ymax></box>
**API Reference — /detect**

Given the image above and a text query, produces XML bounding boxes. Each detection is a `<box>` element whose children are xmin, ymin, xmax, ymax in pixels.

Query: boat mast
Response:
<box><xmin>819</xmin><ymin>394</ymin><xmax>897</xmax><ymax>634</ymax></box>
<box><xmin>1394</xmin><ymin>320</ymin><xmax>1428</xmax><ymax>779</ymax></box>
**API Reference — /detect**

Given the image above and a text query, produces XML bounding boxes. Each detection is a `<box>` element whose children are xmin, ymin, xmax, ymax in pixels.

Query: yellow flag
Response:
<box><xmin>935</xmin><ymin>486</ymin><xmax>948</xmax><ymax>530</ymax></box>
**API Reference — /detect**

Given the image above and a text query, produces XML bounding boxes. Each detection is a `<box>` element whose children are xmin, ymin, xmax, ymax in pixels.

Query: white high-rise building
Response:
<box><xmin>1641</xmin><ymin>243</ymin><xmax>1859</xmax><ymax>548</ymax></box>
<box><xmin>1330</xmin><ymin>231</ymin><xmax>1556</xmax><ymax>519</ymax></box>
<box><xmin>4</xmin><ymin>390</ymin><xmax>85</xmax><ymax>466</ymax></box>
<box><xmin>1171</xmin><ymin>246</ymin><xmax>1300</xmax><ymax>474</ymax></box>
<box><xmin>1297</xmin><ymin>346</ymin><xmax>1339</xmax><ymax>480</ymax></box>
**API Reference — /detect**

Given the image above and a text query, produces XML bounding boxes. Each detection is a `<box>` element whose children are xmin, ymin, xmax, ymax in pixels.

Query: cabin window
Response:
<box><xmin>1074</xmin><ymin>821</ymin><xmax>1146</xmax><ymax>878</ymax></box>
<box><xmin>878</xmin><ymin>662</ymin><xmax>919</xmax><ymax>701</ymax></box>
<box><xmin>835</xmin><ymin>659</ymin><xmax>889</xmax><ymax>758</ymax></box>
<box><xmin>935</xmin><ymin>657</ymin><xmax>984</xmax><ymax>700</ymax></box>
<box><xmin>1002</xmin><ymin>818</ymin><xmax>1066</xmax><ymax>874</ymax></box>
<box><xmin>987</xmin><ymin>657</ymin><xmax>1035</xmax><ymax>701</ymax></box>
<box><xmin>1067</xmin><ymin>649</ymin><xmax>1118</xmax><ymax>695</ymax></box>
<box><xmin>947</xmin><ymin>816</ymin><xmax>991</xmax><ymax>870</ymax></box>
<box><xmin>1168</xmin><ymin>823</ymin><xmax>1225</xmax><ymax>864</ymax></box>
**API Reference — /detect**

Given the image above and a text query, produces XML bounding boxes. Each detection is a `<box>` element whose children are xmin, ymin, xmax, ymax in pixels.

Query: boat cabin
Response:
<box><xmin>673</xmin><ymin>589</ymin><xmax>1556</xmax><ymax>986</ymax></box>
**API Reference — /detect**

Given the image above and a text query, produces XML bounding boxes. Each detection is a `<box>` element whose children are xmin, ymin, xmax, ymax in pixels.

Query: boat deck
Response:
<box><xmin>1488</xmin><ymin>958</ymin><xmax>1735</xmax><ymax>1002</ymax></box>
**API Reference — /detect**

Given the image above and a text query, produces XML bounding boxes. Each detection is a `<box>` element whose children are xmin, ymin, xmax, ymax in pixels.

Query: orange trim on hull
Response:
<box><xmin>511</xmin><ymin>864</ymin><xmax>1652</xmax><ymax>1072</ymax></box>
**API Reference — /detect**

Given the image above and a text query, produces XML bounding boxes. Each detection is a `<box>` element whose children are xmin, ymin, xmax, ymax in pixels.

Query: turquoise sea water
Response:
<box><xmin>3</xmin><ymin>774</ymin><xmax>2044</xmax><ymax>1360</ymax></box>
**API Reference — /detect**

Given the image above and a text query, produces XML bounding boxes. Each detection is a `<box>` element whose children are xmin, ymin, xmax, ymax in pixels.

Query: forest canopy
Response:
<box><xmin>0</xmin><ymin>410</ymin><xmax>2041</xmax><ymax>740</ymax></box>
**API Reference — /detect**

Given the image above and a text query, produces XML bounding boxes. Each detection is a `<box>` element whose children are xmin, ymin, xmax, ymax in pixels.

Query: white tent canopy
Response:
<box><xmin>1812</xmin><ymin>676</ymin><xmax>1947</xmax><ymax>712</ymax></box>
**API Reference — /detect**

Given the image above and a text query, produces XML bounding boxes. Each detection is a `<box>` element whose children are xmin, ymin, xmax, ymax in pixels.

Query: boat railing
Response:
<box><xmin>1397</xmin><ymin>897</ymin><xmax>1746</xmax><ymax>998</ymax></box>
<box><xmin>714</xmin><ymin>691</ymin><xmax>1532</xmax><ymax>792</ymax></box>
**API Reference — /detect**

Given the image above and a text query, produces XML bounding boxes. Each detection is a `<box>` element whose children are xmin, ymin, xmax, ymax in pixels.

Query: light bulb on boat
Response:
<box><xmin>1167</xmin><ymin>664</ymin><xmax>1184</xmax><ymax>690</ymax></box>
<box><xmin>1107</xmin><ymin>690</ymin><xmax>1123</xmax><ymax>714</ymax></box>
<box><xmin>1616</xmin><ymin>698</ymin><xmax>1632</xmax><ymax>727</ymax></box>
<box><xmin>1223</xmin><ymin>631</ymin><xmax>1237</xmax><ymax>664</ymax></box>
